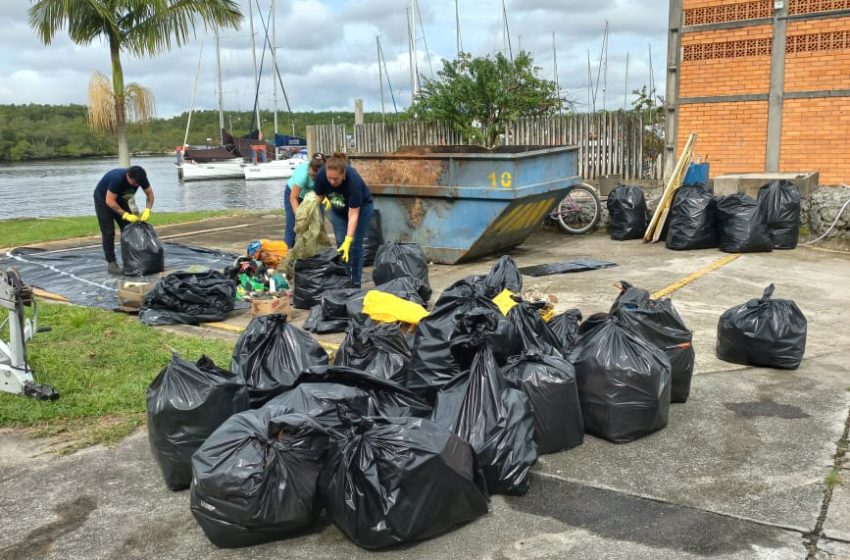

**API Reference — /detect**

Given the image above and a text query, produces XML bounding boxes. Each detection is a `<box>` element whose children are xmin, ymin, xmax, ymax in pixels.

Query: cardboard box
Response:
<box><xmin>117</xmin><ymin>281</ymin><xmax>156</xmax><ymax>309</ymax></box>
<box><xmin>251</xmin><ymin>294</ymin><xmax>290</xmax><ymax>317</ymax></box>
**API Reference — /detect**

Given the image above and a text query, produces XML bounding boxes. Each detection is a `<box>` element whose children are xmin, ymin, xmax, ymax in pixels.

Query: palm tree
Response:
<box><xmin>29</xmin><ymin>0</ymin><xmax>242</xmax><ymax>167</ymax></box>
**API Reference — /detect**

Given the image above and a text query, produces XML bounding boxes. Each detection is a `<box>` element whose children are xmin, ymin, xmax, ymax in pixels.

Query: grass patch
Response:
<box><xmin>826</xmin><ymin>468</ymin><xmax>843</xmax><ymax>490</ymax></box>
<box><xmin>0</xmin><ymin>209</ymin><xmax>283</xmax><ymax>248</ymax></box>
<box><xmin>0</xmin><ymin>302</ymin><xmax>237</xmax><ymax>450</ymax></box>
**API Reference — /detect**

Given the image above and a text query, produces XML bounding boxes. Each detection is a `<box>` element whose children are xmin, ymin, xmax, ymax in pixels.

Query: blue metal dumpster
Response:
<box><xmin>351</xmin><ymin>146</ymin><xmax>581</xmax><ymax>264</ymax></box>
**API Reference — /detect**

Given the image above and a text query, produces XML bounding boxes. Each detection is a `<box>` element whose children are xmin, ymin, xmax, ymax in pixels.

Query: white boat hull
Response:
<box><xmin>243</xmin><ymin>160</ymin><xmax>300</xmax><ymax>181</ymax></box>
<box><xmin>179</xmin><ymin>160</ymin><xmax>244</xmax><ymax>181</ymax></box>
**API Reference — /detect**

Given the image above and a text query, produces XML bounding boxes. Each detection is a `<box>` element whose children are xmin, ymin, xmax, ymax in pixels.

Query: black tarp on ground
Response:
<box><xmin>1</xmin><ymin>243</ymin><xmax>237</xmax><ymax>310</ymax></box>
<box><xmin>140</xmin><ymin>270</ymin><xmax>236</xmax><ymax>326</ymax></box>
<box><xmin>518</xmin><ymin>259</ymin><xmax>617</xmax><ymax>277</ymax></box>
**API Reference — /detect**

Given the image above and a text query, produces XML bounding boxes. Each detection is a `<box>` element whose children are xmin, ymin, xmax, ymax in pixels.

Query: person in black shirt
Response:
<box><xmin>93</xmin><ymin>166</ymin><xmax>155</xmax><ymax>275</ymax></box>
<box><xmin>313</xmin><ymin>153</ymin><xmax>374</xmax><ymax>287</ymax></box>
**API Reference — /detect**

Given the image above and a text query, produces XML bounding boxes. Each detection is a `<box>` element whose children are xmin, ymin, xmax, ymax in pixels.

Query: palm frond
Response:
<box><xmin>87</xmin><ymin>71</ymin><xmax>116</xmax><ymax>133</ymax></box>
<box><xmin>124</xmin><ymin>83</ymin><xmax>156</xmax><ymax>129</ymax></box>
<box><xmin>29</xmin><ymin>0</ymin><xmax>118</xmax><ymax>46</ymax></box>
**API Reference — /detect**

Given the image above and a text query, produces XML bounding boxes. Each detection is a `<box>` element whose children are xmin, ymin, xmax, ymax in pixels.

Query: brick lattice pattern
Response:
<box><xmin>788</xmin><ymin>0</ymin><xmax>850</xmax><ymax>15</ymax></box>
<box><xmin>683</xmin><ymin>30</ymin><xmax>850</xmax><ymax>60</ymax></box>
<box><xmin>684</xmin><ymin>1</ymin><xmax>772</xmax><ymax>25</ymax></box>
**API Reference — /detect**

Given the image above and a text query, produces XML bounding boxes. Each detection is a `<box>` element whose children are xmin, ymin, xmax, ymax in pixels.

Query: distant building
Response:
<box><xmin>666</xmin><ymin>0</ymin><xmax>850</xmax><ymax>184</ymax></box>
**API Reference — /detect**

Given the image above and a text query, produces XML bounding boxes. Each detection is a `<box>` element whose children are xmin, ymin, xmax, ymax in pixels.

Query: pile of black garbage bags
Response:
<box><xmin>146</xmin><ymin>249</ymin><xmax>725</xmax><ymax>551</ymax></box>
<box><xmin>607</xmin><ymin>180</ymin><xmax>802</xmax><ymax>252</ymax></box>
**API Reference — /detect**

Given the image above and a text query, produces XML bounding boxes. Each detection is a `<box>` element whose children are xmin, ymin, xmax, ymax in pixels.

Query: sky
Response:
<box><xmin>0</xmin><ymin>0</ymin><xmax>669</xmax><ymax>120</ymax></box>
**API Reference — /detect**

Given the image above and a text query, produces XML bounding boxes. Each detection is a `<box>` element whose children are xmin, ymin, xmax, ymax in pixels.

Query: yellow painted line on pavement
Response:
<box><xmin>651</xmin><ymin>253</ymin><xmax>742</xmax><ymax>300</ymax></box>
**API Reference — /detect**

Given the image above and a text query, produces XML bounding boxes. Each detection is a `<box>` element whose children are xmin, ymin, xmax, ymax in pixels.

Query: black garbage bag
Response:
<box><xmin>607</xmin><ymin>185</ymin><xmax>648</xmax><ymax>241</ymax></box>
<box><xmin>431</xmin><ymin>322</ymin><xmax>537</xmax><ymax>495</ymax></box>
<box><xmin>190</xmin><ymin>411</ymin><xmax>329</xmax><ymax>548</ymax></box>
<box><xmin>716</xmin><ymin>284</ymin><xmax>807</xmax><ymax>369</ymax></box>
<box><xmin>610</xmin><ymin>282</ymin><xmax>695</xmax><ymax>403</ymax></box>
<box><xmin>293</xmin><ymin>249</ymin><xmax>350</xmax><ymax>309</ymax></box>
<box><xmin>322</xmin><ymin>288</ymin><xmax>368</xmax><ymax>319</ymax></box>
<box><xmin>506</xmin><ymin>300</ymin><xmax>565</xmax><ymax>357</ymax></box>
<box><xmin>409</xmin><ymin>301</ymin><xmax>521</xmax><ymax>402</ymax></box>
<box><xmin>549</xmin><ymin>309</ymin><xmax>583</xmax><ymax>353</ymax></box>
<box><xmin>579</xmin><ymin>312</ymin><xmax>610</xmax><ymax>335</ymax></box>
<box><xmin>334</xmin><ymin>315</ymin><xmax>411</xmax><ymax>385</ymax></box>
<box><xmin>140</xmin><ymin>270</ymin><xmax>236</xmax><ymax>326</ymax></box>
<box><xmin>121</xmin><ymin>222</ymin><xmax>164</xmax><ymax>276</ymax></box>
<box><xmin>757</xmin><ymin>180</ymin><xmax>801</xmax><ymax>249</ymax></box>
<box><xmin>570</xmin><ymin>317</ymin><xmax>672</xmax><ymax>443</ymax></box>
<box><xmin>503</xmin><ymin>353</ymin><xmax>584</xmax><ymax>454</ymax></box>
<box><xmin>264</xmin><ymin>366</ymin><xmax>431</xmax><ymax>441</ymax></box>
<box><xmin>375</xmin><ymin>277</ymin><xmax>428</xmax><ymax>306</ymax></box>
<box><xmin>665</xmin><ymin>185</ymin><xmax>719</xmax><ymax>250</ymax></box>
<box><xmin>231</xmin><ymin>314</ymin><xmax>328</xmax><ymax>407</ymax></box>
<box><xmin>146</xmin><ymin>354</ymin><xmax>249</xmax><ymax>491</ymax></box>
<box><xmin>303</xmin><ymin>305</ymin><xmax>349</xmax><ymax>334</ymax></box>
<box><xmin>321</xmin><ymin>410</ymin><xmax>489</xmax><ymax>550</ymax></box>
<box><xmin>483</xmin><ymin>255</ymin><xmax>523</xmax><ymax>297</ymax></box>
<box><xmin>372</xmin><ymin>242</ymin><xmax>432</xmax><ymax>302</ymax></box>
<box><xmin>362</xmin><ymin>209</ymin><xmax>383</xmax><ymax>266</ymax></box>
<box><xmin>716</xmin><ymin>193</ymin><xmax>773</xmax><ymax>253</ymax></box>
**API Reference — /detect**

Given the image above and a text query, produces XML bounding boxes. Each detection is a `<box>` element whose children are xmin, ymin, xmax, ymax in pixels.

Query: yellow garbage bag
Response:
<box><xmin>493</xmin><ymin>289</ymin><xmax>519</xmax><ymax>316</ymax></box>
<box><xmin>363</xmin><ymin>290</ymin><xmax>429</xmax><ymax>325</ymax></box>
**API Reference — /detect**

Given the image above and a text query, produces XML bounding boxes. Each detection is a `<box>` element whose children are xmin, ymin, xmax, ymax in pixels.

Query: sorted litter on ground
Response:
<box><xmin>607</xmin><ymin>185</ymin><xmax>648</xmax><ymax>241</ymax></box>
<box><xmin>518</xmin><ymin>258</ymin><xmax>617</xmax><ymax>277</ymax></box>
<box><xmin>716</xmin><ymin>284</ymin><xmax>807</xmax><ymax>369</ymax></box>
<box><xmin>121</xmin><ymin>222</ymin><xmax>165</xmax><ymax>276</ymax></box>
<box><xmin>140</xmin><ymin>270</ymin><xmax>236</xmax><ymax>326</ymax></box>
<box><xmin>0</xmin><ymin>243</ymin><xmax>237</xmax><ymax>310</ymax></box>
<box><xmin>246</xmin><ymin>238</ymin><xmax>288</xmax><ymax>269</ymax></box>
<box><xmin>146</xmin><ymin>354</ymin><xmax>249</xmax><ymax>491</ymax></box>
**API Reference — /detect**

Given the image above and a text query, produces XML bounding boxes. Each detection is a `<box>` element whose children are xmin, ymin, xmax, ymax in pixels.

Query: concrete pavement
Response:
<box><xmin>1</xmin><ymin>216</ymin><xmax>848</xmax><ymax>560</ymax></box>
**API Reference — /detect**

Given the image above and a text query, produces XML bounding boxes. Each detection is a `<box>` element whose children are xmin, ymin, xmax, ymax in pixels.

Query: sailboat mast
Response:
<box><xmin>248</xmin><ymin>0</ymin><xmax>262</xmax><ymax>136</ymax></box>
<box><xmin>377</xmin><ymin>35</ymin><xmax>386</xmax><ymax>120</ymax></box>
<box><xmin>407</xmin><ymin>6</ymin><xmax>416</xmax><ymax>101</ymax></box>
<box><xmin>552</xmin><ymin>32</ymin><xmax>561</xmax><ymax>112</ymax></box>
<box><xmin>215</xmin><ymin>31</ymin><xmax>224</xmax><ymax>144</ymax></box>
<box><xmin>455</xmin><ymin>0</ymin><xmax>462</xmax><ymax>56</ymax></box>
<box><xmin>272</xmin><ymin>0</ymin><xmax>279</xmax><ymax>138</ymax></box>
<box><xmin>624</xmin><ymin>51</ymin><xmax>630</xmax><ymax>110</ymax></box>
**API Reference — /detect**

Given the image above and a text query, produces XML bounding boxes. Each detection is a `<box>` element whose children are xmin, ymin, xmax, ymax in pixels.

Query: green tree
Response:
<box><xmin>411</xmin><ymin>51</ymin><xmax>563</xmax><ymax>147</ymax></box>
<box><xmin>631</xmin><ymin>85</ymin><xmax>665</xmax><ymax>176</ymax></box>
<box><xmin>28</xmin><ymin>0</ymin><xmax>242</xmax><ymax>167</ymax></box>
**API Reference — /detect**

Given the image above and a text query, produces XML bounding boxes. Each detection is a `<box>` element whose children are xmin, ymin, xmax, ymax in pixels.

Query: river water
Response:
<box><xmin>0</xmin><ymin>155</ymin><xmax>288</xmax><ymax>220</ymax></box>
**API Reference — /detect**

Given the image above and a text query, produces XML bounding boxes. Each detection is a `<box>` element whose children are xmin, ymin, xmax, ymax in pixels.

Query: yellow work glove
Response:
<box><xmin>322</xmin><ymin>198</ymin><xmax>332</xmax><ymax>212</ymax></box>
<box><xmin>337</xmin><ymin>235</ymin><xmax>354</xmax><ymax>263</ymax></box>
<box><xmin>140</xmin><ymin>208</ymin><xmax>151</xmax><ymax>222</ymax></box>
<box><xmin>122</xmin><ymin>212</ymin><xmax>140</xmax><ymax>223</ymax></box>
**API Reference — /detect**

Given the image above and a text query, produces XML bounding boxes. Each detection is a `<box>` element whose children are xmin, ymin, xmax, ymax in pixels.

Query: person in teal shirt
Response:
<box><xmin>284</xmin><ymin>153</ymin><xmax>326</xmax><ymax>248</ymax></box>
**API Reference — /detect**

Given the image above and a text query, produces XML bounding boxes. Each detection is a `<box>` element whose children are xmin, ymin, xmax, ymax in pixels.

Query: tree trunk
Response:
<box><xmin>110</xmin><ymin>38</ymin><xmax>130</xmax><ymax>167</ymax></box>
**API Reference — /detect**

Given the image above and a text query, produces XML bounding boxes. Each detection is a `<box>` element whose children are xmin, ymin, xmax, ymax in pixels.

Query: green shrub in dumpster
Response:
<box><xmin>320</xmin><ymin>408</ymin><xmax>489</xmax><ymax>550</ymax></box>
<box><xmin>431</xmin><ymin>310</ymin><xmax>537</xmax><ymax>495</ymax></box>
<box><xmin>549</xmin><ymin>309</ymin><xmax>583</xmax><ymax>353</ymax></box>
<box><xmin>665</xmin><ymin>185</ymin><xmax>719</xmax><ymax>251</ymax></box>
<box><xmin>607</xmin><ymin>185</ymin><xmax>648</xmax><ymax>241</ymax></box>
<box><xmin>231</xmin><ymin>314</ymin><xmax>328</xmax><ymax>408</ymax></box>
<box><xmin>609</xmin><ymin>281</ymin><xmax>695</xmax><ymax>403</ymax></box>
<box><xmin>409</xmin><ymin>281</ymin><xmax>521</xmax><ymax>402</ymax></box>
<box><xmin>190</xmin><ymin>412</ymin><xmax>329</xmax><ymax>548</ymax></box>
<box><xmin>507</xmin><ymin>300</ymin><xmax>565</xmax><ymax>357</ymax></box>
<box><xmin>146</xmin><ymin>354</ymin><xmax>249</xmax><ymax>491</ymax></box>
<box><xmin>570</xmin><ymin>317</ymin><xmax>671</xmax><ymax>443</ymax></box>
<box><xmin>757</xmin><ymin>180</ymin><xmax>801</xmax><ymax>249</ymax></box>
<box><xmin>140</xmin><ymin>270</ymin><xmax>236</xmax><ymax>326</ymax></box>
<box><xmin>716</xmin><ymin>193</ymin><xmax>773</xmax><ymax>253</ymax></box>
<box><xmin>503</xmin><ymin>353</ymin><xmax>584</xmax><ymax>454</ymax></box>
<box><xmin>121</xmin><ymin>222</ymin><xmax>164</xmax><ymax>276</ymax></box>
<box><xmin>372</xmin><ymin>242</ymin><xmax>432</xmax><ymax>302</ymax></box>
<box><xmin>293</xmin><ymin>249</ymin><xmax>350</xmax><ymax>309</ymax></box>
<box><xmin>334</xmin><ymin>315</ymin><xmax>412</xmax><ymax>385</ymax></box>
<box><xmin>716</xmin><ymin>284</ymin><xmax>807</xmax><ymax>369</ymax></box>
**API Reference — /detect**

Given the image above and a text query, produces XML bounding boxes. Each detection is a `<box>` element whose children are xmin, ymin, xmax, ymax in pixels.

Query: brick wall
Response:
<box><xmin>780</xmin><ymin>98</ymin><xmax>850</xmax><ymax>184</ymax></box>
<box><xmin>678</xmin><ymin>101</ymin><xmax>769</xmax><ymax>174</ymax></box>
<box><xmin>677</xmin><ymin>4</ymin><xmax>850</xmax><ymax>184</ymax></box>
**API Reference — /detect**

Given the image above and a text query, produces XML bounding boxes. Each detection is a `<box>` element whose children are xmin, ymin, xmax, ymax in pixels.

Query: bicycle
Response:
<box><xmin>547</xmin><ymin>183</ymin><xmax>602</xmax><ymax>234</ymax></box>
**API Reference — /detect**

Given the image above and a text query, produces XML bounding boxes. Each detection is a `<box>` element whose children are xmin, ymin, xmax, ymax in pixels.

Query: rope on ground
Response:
<box><xmin>651</xmin><ymin>253</ymin><xmax>741</xmax><ymax>300</ymax></box>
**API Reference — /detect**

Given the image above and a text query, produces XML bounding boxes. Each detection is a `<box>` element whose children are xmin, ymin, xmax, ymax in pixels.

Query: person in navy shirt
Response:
<box><xmin>313</xmin><ymin>153</ymin><xmax>374</xmax><ymax>287</ymax></box>
<box><xmin>92</xmin><ymin>166</ymin><xmax>155</xmax><ymax>275</ymax></box>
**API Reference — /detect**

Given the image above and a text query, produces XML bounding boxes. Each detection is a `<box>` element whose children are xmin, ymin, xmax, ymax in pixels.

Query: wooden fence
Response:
<box><xmin>308</xmin><ymin>112</ymin><xmax>663</xmax><ymax>182</ymax></box>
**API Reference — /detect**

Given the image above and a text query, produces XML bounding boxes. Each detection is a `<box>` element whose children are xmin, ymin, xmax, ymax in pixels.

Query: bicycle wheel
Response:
<box><xmin>553</xmin><ymin>183</ymin><xmax>601</xmax><ymax>235</ymax></box>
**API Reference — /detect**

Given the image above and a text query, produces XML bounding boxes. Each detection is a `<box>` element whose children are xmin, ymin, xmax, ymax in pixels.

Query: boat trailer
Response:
<box><xmin>0</xmin><ymin>268</ymin><xmax>58</xmax><ymax>400</ymax></box>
